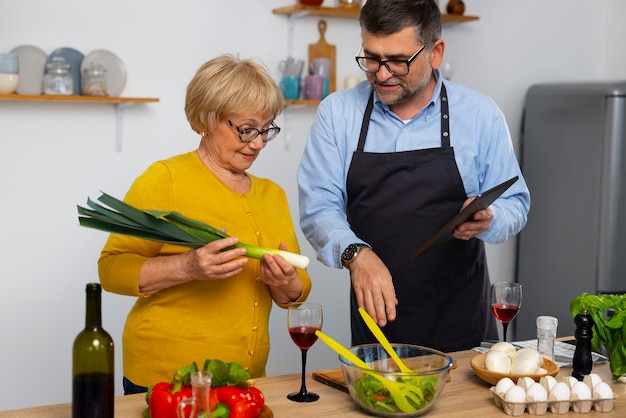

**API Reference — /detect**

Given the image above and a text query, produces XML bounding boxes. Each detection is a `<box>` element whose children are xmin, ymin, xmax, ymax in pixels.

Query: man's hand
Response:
<box><xmin>453</xmin><ymin>198</ymin><xmax>494</xmax><ymax>240</ymax></box>
<box><xmin>348</xmin><ymin>248</ymin><xmax>398</xmax><ymax>326</ymax></box>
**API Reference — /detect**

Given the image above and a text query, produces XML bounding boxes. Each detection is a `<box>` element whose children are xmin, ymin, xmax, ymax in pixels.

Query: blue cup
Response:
<box><xmin>322</xmin><ymin>76</ymin><xmax>330</xmax><ymax>99</ymax></box>
<box><xmin>280</xmin><ymin>75</ymin><xmax>301</xmax><ymax>100</ymax></box>
<box><xmin>0</xmin><ymin>52</ymin><xmax>19</xmax><ymax>74</ymax></box>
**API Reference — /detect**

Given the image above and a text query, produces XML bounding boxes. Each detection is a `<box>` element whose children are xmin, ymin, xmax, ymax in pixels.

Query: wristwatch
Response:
<box><xmin>341</xmin><ymin>243</ymin><xmax>371</xmax><ymax>268</ymax></box>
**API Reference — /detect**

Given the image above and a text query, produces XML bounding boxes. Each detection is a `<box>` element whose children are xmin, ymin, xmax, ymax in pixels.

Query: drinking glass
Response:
<box><xmin>287</xmin><ymin>302</ymin><xmax>323</xmax><ymax>402</ymax></box>
<box><xmin>490</xmin><ymin>282</ymin><xmax>522</xmax><ymax>342</ymax></box>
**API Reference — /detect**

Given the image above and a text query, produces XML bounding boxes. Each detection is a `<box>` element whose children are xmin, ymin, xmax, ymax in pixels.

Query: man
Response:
<box><xmin>297</xmin><ymin>0</ymin><xmax>530</xmax><ymax>352</ymax></box>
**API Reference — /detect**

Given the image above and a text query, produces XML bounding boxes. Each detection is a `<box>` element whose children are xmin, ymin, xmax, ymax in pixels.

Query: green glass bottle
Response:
<box><xmin>72</xmin><ymin>283</ymin><xmax>114</xmax><ymax>418</ymax></box>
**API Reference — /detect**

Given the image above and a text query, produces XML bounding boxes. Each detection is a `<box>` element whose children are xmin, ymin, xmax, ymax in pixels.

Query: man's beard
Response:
<box><xmin>367</xmin><ymin>67</ymin><xmax>431</xmax><ymax>107</ymax></box>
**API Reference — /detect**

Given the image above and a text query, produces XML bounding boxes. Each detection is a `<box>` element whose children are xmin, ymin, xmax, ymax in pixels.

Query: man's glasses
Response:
<box><xmin>355</xmin><ymin>45</ymin><xmax>426</xmax><ymax>76</ymax></box>
<box><xmin>228</xmin><ymin>120</ymin><xmax>281</xmax><ymax>143</ymax></box>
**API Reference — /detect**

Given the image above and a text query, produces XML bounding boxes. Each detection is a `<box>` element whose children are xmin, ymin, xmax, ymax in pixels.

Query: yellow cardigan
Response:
<box><xmin>98</xmin><ymin>151</ymin><xmax>312</xmax><ymax>386</ymax></box>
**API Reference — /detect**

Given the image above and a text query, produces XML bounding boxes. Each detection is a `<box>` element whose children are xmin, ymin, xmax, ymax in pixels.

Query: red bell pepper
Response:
<box><xmin>210</xmin><ymin>385</ymin><xmax>264</xmax><ymax>418</ymax></box>
<box><xmin>148</xmin><ymin>379</ymin><xmax>193</xmax><ymax>418</ymax></box>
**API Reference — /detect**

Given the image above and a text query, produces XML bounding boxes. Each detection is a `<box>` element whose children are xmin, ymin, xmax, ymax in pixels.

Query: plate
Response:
<box><xmin>45</xmin><ymin>47</ymin><xmax>84</xmax><ymax>95</ymax></box>
<box><xmin>469</xmin><ymin>353</ymin><xmax>559</xmax><ymax>386</ymax></box>
<box><xmin>10</xmin><ymin>44</ymin><xmax>47</xmax><ymax>95</ymax></box>
<box><xmin>81</xmin><ymin>49</ymin><xmax>127</xmax><ymax>97</ymax></box>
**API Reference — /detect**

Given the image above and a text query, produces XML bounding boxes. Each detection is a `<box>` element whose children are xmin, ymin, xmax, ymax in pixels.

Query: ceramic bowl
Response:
<box><xmin>339</xmin><ymin>343</ymin><xmax>453</xmax><ymax>417</ymax></box>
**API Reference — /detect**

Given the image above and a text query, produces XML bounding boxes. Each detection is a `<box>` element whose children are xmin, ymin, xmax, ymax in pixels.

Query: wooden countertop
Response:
<box><xmin>2</xmin><ymin>349</ymin><xmax>624</xmax><ymax>417</ymax></box>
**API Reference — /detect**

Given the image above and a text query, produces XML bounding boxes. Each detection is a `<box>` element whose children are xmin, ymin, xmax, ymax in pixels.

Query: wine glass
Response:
<box><xmin>287</xmin><ymin>302</ymin><xmax>323</xmax><ymax>402</ymax></box>
<box><xmin>490</xmin><ymin>282</ymin><xmax>522</xmax><ymax>342</ymax></box>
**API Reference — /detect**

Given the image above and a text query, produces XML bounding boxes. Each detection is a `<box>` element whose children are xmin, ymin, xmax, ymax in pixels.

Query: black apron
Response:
<box><xmin>346</xmin><ymin>85</ymin><xmax>497</xmax><ymax>352</ymax></box>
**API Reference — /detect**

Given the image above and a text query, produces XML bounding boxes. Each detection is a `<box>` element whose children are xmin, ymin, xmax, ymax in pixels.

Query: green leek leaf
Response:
<box><xmin>77</xmin><ymin>192</ymin><xmax>311</xmax><ymax>269</ymax></box>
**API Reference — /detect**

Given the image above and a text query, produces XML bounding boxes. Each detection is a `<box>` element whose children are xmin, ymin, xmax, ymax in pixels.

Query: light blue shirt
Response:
<box><xmin>297</xmin><ymin>70</ymin><xmax>530</xmax><ymax>268</ymax></box>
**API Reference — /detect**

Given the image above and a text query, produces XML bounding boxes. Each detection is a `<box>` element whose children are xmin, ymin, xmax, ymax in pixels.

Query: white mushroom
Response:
<box><xmin>511</xmin><ymin>352</ymin><xmax>542</xmax><ymax>374</ymax></box>
<box><xmin>485</xmin><ymin>349</ymin><xmax>512</xmax><ymax>373</ymax></box>
<box><xmin>489</xmin><ymin>341</ymin><xmax>517</xmax><ymax>359</ymax></box>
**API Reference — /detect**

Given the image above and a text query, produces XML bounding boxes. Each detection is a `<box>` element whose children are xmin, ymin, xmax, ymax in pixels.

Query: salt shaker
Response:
<box><xmin>536</xmin><ymin>315</ymin><xmax>558</xmax><ymax>361</ymax></box>
<box><xmin>572</xmin><ymin>311</ymin><xmax>594</xmax><ymax>380</ymax></box>
<box><xmin>43</xmin><ymin>57</ymin><xmax>73</xmax><ymax>95</ymax></box>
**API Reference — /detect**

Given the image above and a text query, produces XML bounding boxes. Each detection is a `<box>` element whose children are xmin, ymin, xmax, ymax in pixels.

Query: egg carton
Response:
<box><xmin>490</xmin><ymin>388</ymin><xmax>617</xmax><ymax>416</ymax></box>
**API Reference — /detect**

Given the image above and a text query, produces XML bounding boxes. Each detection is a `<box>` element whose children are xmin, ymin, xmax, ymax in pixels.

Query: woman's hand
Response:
<box><xmin>260</xmin><ymin>242</ymin><xmax>303</xmax><ymax>304</ymax></box>
<box><xmin>138</xmin><ymin>236</ymin><xmax>248</xmax><ymax>295</ymax></box>
<box><xmin>189</xmin><ymin>237</ymin><xmax>249</xmax><ymax>280</ymax></box>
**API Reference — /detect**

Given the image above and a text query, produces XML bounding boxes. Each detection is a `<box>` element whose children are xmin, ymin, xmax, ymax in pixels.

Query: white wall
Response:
<box><xmin>1</xmin><ymin>0</ymin><xmax>625</xmax><ymax>411</ymax></box>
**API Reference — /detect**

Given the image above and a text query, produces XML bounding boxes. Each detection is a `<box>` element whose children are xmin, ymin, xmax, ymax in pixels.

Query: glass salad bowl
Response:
<box><xmin>339</xmin><ymin>344</ymin><xmax>453</xmax><ymax>417</ymax></box>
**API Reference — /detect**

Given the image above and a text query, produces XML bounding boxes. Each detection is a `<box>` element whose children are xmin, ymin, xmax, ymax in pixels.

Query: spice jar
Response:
<box><xmin>43</xmin><ymin>57</ymin><xmax>73</xmax><ymax>95</ymax></box>
<box><xmin>81</xmin><ymin>61</ymin><xmax>108</xmax><ymax>96</ymax></box>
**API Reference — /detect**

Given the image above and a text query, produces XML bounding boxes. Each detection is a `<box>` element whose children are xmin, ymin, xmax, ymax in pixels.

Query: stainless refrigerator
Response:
<box><xmin>515</xmin><ymin>81</ymin><xmax>626</xmax><ymax>340</ymax></box>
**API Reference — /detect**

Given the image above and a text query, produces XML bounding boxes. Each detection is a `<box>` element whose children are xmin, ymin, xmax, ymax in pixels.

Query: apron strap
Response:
<box><xmin>357</xmin><ymin>83</ymin><xmax>451</xmax><ymax>151</ymax></box>
<box><xmin>356</xmin><ymin>91</ymin><xmax>375</xmax><ymax>152</ymax></box>
<box><xmin>440</xmin><ymin>83</ymin><xmax>450</xmax><ymax>147</ymax></box>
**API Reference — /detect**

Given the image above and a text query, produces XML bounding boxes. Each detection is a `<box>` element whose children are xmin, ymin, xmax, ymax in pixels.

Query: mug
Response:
<box><xmin>304</xmin><ymin>75</ymin><xmax>324</xmax><ymax>100</ymax></box>
<box><xmin>0</xmin><ymin>52</ymin><xmax>19</xmax><ymax>94</ymax></box>
<box><xmin>310</xmin><ymin>58</ymin><xmax>331</xmax><ymax>77</ymax></box>
<box><xmin>280</xmin><ymin>75</ymin><xmax>301</xmax><ymax>100</ymax></box>
<box><xmin>322</xmin><ymin>76</ymin><xmax>330</xmax><ymax>99</ymax></box>
<box><xmin>279</xmin><ymin>57</ymin><xmax>305</xmax><ymax>76</ymax></box>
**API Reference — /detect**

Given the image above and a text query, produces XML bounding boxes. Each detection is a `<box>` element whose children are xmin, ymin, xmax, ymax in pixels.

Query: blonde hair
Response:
<box><xmin>185</xmin><ymin>55</ymin><xmax>284</xmax><ymax>134</ymax></box>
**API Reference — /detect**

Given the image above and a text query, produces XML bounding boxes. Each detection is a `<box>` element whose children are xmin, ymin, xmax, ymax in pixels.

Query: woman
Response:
<box><xmin>99</xmin><ymin>55</ymin><xmax>312</xmax><ymax>394</ymax></box>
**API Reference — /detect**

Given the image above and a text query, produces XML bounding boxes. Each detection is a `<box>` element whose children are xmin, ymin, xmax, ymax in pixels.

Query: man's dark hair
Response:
<box><xmin>359</xmin><ymin>0</ymin><xmax>442</xmax><ymax>46</ymax></box>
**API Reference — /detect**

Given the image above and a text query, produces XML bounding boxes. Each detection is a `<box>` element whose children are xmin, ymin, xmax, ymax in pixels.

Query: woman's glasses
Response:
<box><xmin>228</xmin><ymin>120</ymin><xmax>281</xmax><ymax>143</ymax></box>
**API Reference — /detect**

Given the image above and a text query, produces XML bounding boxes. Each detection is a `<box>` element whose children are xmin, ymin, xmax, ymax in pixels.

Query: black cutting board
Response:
<box><xmin>412</xmin><ymin>176</ymin><xmax>519</xmax><ymax>258</ymax></box>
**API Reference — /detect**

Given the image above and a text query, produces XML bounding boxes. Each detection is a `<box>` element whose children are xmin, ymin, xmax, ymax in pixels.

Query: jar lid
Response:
<box><xmin>82</xmin><ymin>61</ymin><xmax>107</xmax><ymax>77</ymax></box>
<box><xmin>46</xmin><ymin>57</ymin><xmax>70</xmax><ymax>73</ymax></box>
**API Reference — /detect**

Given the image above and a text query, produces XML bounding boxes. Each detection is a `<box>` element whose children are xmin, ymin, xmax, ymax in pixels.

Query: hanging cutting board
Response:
<box><xmin>308</xmin><ymin>19</ymin><xmax>336</xmax><ymax>95</ymax></box>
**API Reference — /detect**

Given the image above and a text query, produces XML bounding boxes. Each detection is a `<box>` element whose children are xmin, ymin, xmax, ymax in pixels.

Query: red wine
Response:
<box><xmin>289</xmin><ymin>326</ymin><xmax>319</xmax><ymax>350</ymax></box>
<box><xmin>491</xmin><ymin>303</ymin><xmax>520</xmax><ymax>324</ymax></box>
<box><xmin>72</xmin><ymin>372</ymin><xmax>114</xmax><ymax>418</ymax></box>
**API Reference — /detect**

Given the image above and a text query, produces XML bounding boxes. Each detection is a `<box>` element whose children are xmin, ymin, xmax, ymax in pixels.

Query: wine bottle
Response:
<box><xmin>72</xmin><ymin>283</ymin><xmax>114</xmax><ymax>418</ymax></box>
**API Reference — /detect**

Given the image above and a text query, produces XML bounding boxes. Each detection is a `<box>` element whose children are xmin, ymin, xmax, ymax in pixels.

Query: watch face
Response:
<box><xmin>342</xmin><ymin>244</ymin><xmax>358</xmax><ymax>261</ymax></box>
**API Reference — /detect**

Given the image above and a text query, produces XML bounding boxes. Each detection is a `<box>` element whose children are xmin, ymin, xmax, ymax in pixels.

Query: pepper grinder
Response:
<box><xmin>572</xmin><ymin>310</ymin><xmax>594</xmax><ymax>380</ymax></box>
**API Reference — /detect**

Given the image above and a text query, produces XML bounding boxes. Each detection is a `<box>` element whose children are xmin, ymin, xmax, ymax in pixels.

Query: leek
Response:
<box><xmin>77</xmin><ymin>192</ymin><xmax>310</xmax><ymax>270</ymax></box>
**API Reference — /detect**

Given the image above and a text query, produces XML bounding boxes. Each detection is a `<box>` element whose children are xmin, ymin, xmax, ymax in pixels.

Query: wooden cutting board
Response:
<box><xmin>308</xmin><ymin>19</ymin><xmax>336</xmax><ymax>94</ymax></box>
<box><xmin>312</xmin><ymin>368</ymin><xmax>349</xmax><ymax>393</ymax></box>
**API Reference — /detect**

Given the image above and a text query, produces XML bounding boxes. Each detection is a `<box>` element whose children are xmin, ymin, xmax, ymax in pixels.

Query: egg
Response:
<box><xmin>485</xmin><ymin>349</ymin><xmax>512</xmax><ymax>373</ymax></box>
<box><xmin>526</xmin><ymin>382</ymin><xmax>548</xmax><ymax>402</ymax></box>
<box><xmin>504</xmin><ymin>385</ymin><xmax>526</xmax><ymax>403</ymax></box>
<box><xmin>540</xmin><ymin>375</ymin><xmax>557</xmax><ymax>393</ymax></box>
<box><xmin>583</xmin><ymin>373</ymin><xmax>602</xmax><ymax>391</ymax></box>
<box><xmin>571</xmin><ymin>381</ymin><xmax>592</xmax><ymax>400</ymax></box>
<box><xmin>490</xmin><ymin>341</ymin><xmax>517</xmax><ymax>359</ymax></box>
<box><xmin>593</xmin><ymin>381</ymin><xmax>614</xmax><ymax>399</ymax></box>
<box><xmin>494</xmin><ymin>377</ymin><xmax>515</xmax><ymax>395</ymax></box>
<box><xmin>561</xmin><ymin>376</ymin><xmax>578</xmax><ymax>389</ymax></box>
<box><xmin>549</xmin><ymin>381</ymin><xmax>571</xmax><ymax>401</ymax></box>
<box><xmin>517</xmin><ymin>376</ymin><xmax>535</xmax><ymax>391</ymax></box>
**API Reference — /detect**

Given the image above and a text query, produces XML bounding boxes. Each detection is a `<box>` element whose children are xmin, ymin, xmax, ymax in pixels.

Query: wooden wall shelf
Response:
<box><xmin>0</xmin><ymin>94</ymin><xmax>160</xmax><ymax>151</ymax></box>
<box><xmin>0</xmin><ymin>94</ymin><xmax>159</xmax><ymax>104</ymax></box>
<box><xmin>272</xmin><ymin>5</ymin><xmax>479</xmax><ymax>23</ymax></box>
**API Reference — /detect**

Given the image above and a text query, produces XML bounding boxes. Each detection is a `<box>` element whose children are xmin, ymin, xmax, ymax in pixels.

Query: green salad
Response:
<box><xmin>353</xmin><ymin>374</ymin><xmax>438</xmax><ymax>413</ymax></box>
